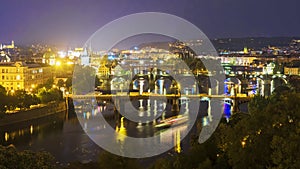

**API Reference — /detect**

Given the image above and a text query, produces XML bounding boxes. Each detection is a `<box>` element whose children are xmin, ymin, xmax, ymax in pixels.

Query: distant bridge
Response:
<box><xmin>67</xmin><ymin>93</ymin><xmax>252</xmax><ymax>102</ymax></box>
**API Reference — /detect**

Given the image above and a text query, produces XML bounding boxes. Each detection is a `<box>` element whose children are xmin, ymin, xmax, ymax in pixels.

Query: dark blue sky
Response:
<box><xmin>1</xmin><ymin>0</ymin><xmax>300</xmax><ymax>46</ymax></box>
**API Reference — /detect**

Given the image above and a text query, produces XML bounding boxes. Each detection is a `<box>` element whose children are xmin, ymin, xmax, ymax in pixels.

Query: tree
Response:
<box><xmin>0</xmin><ymin>145</ymin><xmax>55</xmax><ymax>169</ymax></box>
<box><xmin>0</xmin><ymin>93</ymin><xmax>7</xmax><ymax>115</ymax></box>
<box><xmin>57</xmin><ymin>79</ymin><xmax>65</xmax><ymax>88</ymax></box>
<box><xmin>72</xmin><ymin>66</ymin><xmax>97</xmax><ymax>94</ymax></box>
<box><xmin>221</xmin><ymin>92</ymin><xmax>300</xmax><ymax>169</ymax></box>
<box><xmin>65</xmin><ymin>77</ymin><xmax>72</xmax><ymax>92</ymax></box>
<box><xmin>0</xmin><ymin>85</ymin><xmax>6</xmax><ymax>95</ymax></box>
<box><xmin>98</xmin><ymin>152</ymin><xmax>140</xmax><ymax>169</ymax></box>
<box><xmin>288</xmin><ymin>76</ymin><xmax>300</xmax><ymax>92</ymax></box>
<box><xmin>14</xmin><ymin>90</ymin><xmax>39</xmax><ymax>109</ymax></box>
<box><xmin>38</xmin><ymin>88</ymin><xmax>63</xmax><ymax>104</ymax></box>
<box><xmin>0</xmin><ymin>85</ymin><xmax>7</xmax><ymax>115</ymax></box>
<box><xmin>44</xmin><ymin>78</ymin><xmax>54</xmax><ymax>90</ymax></box>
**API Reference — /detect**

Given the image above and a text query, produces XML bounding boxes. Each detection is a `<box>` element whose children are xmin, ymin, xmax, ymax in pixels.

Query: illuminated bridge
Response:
<box><xmin>67</xmin><ymin>93</ymin><xmax>251</xmax><ymax>101</ymax></box>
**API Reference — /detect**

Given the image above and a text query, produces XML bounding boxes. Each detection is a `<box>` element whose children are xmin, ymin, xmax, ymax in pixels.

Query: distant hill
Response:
<box><xmin>211</xmin><ymin>37</ymin><xmax>300</xmax><ymax>51</ymax></box>
<box><xmin>136</xmin><ymin>37</ymin><xmax>300</xmax><ymax>52</ymax></box>
<box><xmin>137</xmin><ymin>41</ymin><xmax>172</xmax><ymax>50</ymax></box>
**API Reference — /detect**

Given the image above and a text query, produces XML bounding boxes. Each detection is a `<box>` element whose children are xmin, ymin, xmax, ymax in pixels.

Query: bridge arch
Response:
<box><xmin>271</xmin><ymin>75</ymin><xmax>288</xmax><ymax>93</ymax></box>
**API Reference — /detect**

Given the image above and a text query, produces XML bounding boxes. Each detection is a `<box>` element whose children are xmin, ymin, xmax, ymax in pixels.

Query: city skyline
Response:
<box><xmin>1</xmin><ymin>0</ymin><xmax>300</xmax><ymax>46</ymax></box>
<box><xmin>0</xmin><ymin>1</ymin><xmax>299</xmax><ymax>168</ymax></box>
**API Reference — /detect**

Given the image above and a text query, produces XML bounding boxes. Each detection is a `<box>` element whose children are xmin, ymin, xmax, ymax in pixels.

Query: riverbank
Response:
<box><xmin>0</xmin><ymin>102</ymin><xmax>67</xmax><ymax>127</ymax></box>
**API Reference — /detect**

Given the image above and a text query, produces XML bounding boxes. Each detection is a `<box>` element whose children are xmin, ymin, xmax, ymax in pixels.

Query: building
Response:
<box><xmin>284</xmin><ymin>67</ymin><xmax>300</xmax><ymax>75</ymax></box>
<box><xmin>42</xmin><ymin>48</ymin><xmax>56</xmax><ymax>66</ymax></box>
<box><xmin>0</xmin><ymin>40</ymin><xmax>14</xmax><ymax>49</ymax></box>
<box><xmin>0</xmin><ymin>50</ymin><xmax>11</xmax><ymax>63</ymax></box>
<box><xmin>0</xmin><ymin>62</ymin><xmax>53</xmax><ymax>92</ymax></box>
<box><xmin>97</xmin><ymin>62</ymin><xmax>110</xmax><ymax>78</ymax></box>
<box><xmin>284</xmin><ymin>60</ymin><xmax>300</xmax><ymax>75</ymax></box>
<box><xmin>80</xmin><ymin>48</ymin><xmax>90</xmax><ymax>66</ymax></box>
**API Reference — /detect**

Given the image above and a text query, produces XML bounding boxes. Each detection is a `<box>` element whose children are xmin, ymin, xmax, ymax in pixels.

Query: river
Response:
<box><xmin>0</xmin><ymin>98</ymin><xmax>248</xmax><ymax>166</ymax></box>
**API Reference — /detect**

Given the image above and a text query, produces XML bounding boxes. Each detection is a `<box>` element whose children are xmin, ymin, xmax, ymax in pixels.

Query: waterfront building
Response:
<box><xmin>0</xmin><ymin>62</ymin><xmax>53</xmax><ymax>92</ymax></box>
<box><xmin>284</xmin><ymin>66</ymin><xmax>300</xmax><ymax>75</ymax></box>
<box><xmin>97</xmin><ymin>62</ymin><xmax>110</xmax><ymax>78</ymax></box>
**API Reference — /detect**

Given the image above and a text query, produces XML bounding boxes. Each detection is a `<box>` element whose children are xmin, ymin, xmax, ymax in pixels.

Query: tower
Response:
<box><xmin>80</xmin><ymin>48</ymin><xmax>90</xmax><ymax>66</ymax></box>
<box><xmin>243</xmin><ymin>47</ymin><xmax>248</xmax><ymax>54</ymax></box>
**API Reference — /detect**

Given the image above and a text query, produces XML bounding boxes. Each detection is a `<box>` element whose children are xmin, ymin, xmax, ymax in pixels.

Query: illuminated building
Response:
<box><xmin>0</xmin><ymin>40</ymin><xmax>14</xmax><ymax>49</ymax></box>
<box><xmin>0</xmin><ymin>49</ymin><xmax>11</xmax><ymax>63</ymax></box>
<box><xmin>263</xmin><ymin>62</ymin><xmax>275</xmax><ymax>75</ymax></box>
<box><xmin>0</xmin><ymin>62</ymin><xmax>53</xmax><ymax>92</ymax></box>
<box><xmin>243</xmin><ymin>47</ymin><xmax>249</xmax><ymax>54</ymax></box>
<box><xmin>42</xmin><ymin>48</ymin><xmax>56</xmax><ymax>66</ymax></box>
<box><xmin>80</xmin><ymin>48</ymin><xmax>90</xmax><ymax>66</ymax></box>
<box><xmin>284</xmin><ymin>67</ymin><xmax>300</xmax><ymax>75</ymax></box>
<box><xmin>97</xmin><ymin>62</ymin><xmax>110</xmax><ymax>78</ymax></box>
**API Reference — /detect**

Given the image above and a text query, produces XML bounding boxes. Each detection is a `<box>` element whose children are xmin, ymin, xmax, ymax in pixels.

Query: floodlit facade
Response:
<box><xmin>284</xmin><ymin>67</ymin><xmax>300</xmax><ymax>75</ymax></box>
<box><xmin>0</xmin><ymin>62</ymin><xmax>53</xmax><ymax>92</ymax></box>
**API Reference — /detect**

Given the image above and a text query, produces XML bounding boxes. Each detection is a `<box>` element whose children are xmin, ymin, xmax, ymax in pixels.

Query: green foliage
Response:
<box><xmin>38</xmin><ymin>88</ymin><xmax>63</xmax><ymax>104</ymax></box>
<box><xmin>72</xmin><ymin>66</ymin><xmax>97</xmax><ymax>94</ymax></box>
<box><xmin>98</xmin><ymin>152</ymin><xmax>140</xmax><ymax>169</ymax></box>
<box><xmin>149</xmin><ymin>92</ymin><xmax>299</xmax><ymax>169</ymax></box>
<box><xmin>197</xmin><ymin>158</ymin><xmax>213</xmax><ymax>169</ymax></box>
<box><xmin>149</xmin><ymin>158</ymin><xmax>172</xmax><ymax>169</ymax></box>
<box><xmin>272</xmin><ymin>61</ymin><xmax>284</xmax><ymax>74</ymax></box>
<box><xmin>184</xmin><ymin>58</ymin><xmax>205</xmax><ymax>71</ymax></box>
<box><xmin>44</xmin><ymin>78</ymin><xmax>55</xmax><ymax>90</ymax></box>
<box><xmin>0</xmin><ymin>145</ymin><xmax>55</xmax><ymax>169</ymax></box>
<box><xmin>64</xmin><ymin>162</ymin><xmax>99</xmax><ymax>169</ymax></box>
<box><xmin>0</xmin><ymin>93</ymin><xmax>7</xmax><ymax>114</ymax></box>
<box><xmin>13</xmin><ymin>90</ymin><xmax>40</xmax><ymax>109</ymax></box>
<box><xmin>0</xmin><ymin>85</ymin><xmax>6</xmax><ymax>95</ymax></box>
<box><xmin>0</xmin><ymin>85</ymin><xmax>7</xmax><ymax>116</ymax></box>
<box><xmin>288</xmin><ymin>76</ymin><xmax>300</xmax><ymax>92</ymax></box>
<box><xmin>221</xmin><ymin>92</ymin><xmax>300</xmax><ymax>169</ymax></box>
<box><xmin>65</xmin><ymin>77</ymin><xmax>73</xmax><ymax>93</ymax></box>
<box><xmin>57</xmin><ymin>79</ymin><xmax>65</xmax><ymax>88</ymax></box>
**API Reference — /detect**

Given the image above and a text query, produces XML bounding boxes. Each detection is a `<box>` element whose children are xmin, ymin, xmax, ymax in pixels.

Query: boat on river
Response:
<box><xmin>155</xmin><ymin>115</ymin><xmax>188</xmax><ymax>129</ymax></box>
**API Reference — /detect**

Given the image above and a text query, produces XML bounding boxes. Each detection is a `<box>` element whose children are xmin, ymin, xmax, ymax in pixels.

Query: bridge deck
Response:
<box><xmin>67</xmin><ymin>93</ymin><xmax>252</xmax><ymax>101</ymax></box>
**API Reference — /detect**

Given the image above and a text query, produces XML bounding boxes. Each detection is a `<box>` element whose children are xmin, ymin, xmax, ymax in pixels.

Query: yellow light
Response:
<box><xmin>58</xmin><ymin>51</ymin><xmax>66</xmax><ymax>58</ymax></box>
<box><xmin>86</xmin><ymin>112</ymin><xmax>91</xmax><ymax>120</ymax></box>
<box><xmin>75</xmin><ymin>48</ymin><xmax>83</xmax><ymax>51</ymax></box>
<box><xmin>56</xmin><ymin>61</ymin><xmax>61</xmax><ymax>66</ymax></box>
<box><xmin>116</xmin><ymin>117</ymin><xmax>127</xmax><ymax>142</ymax></box>
<box><xmin>30</xmin><ymin>125</ymin><xmax>33</xmax><ymax>134</ymax></box>
<box><xmin>175</xmin><ymin>130</ymin><xmax>181</xmax><ymax>153</ymax></box>
<box><xmin>241</xmin><ymin>141</ymin><xmax>246</xmax><ymax>148</ymax></box>
<box><xmin>4</xmin><ymin>132</ymin><xmax>9</xmax><ymax>141</ymax></box>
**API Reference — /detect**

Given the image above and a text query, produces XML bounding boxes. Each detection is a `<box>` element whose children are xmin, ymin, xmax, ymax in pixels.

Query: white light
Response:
<box><xmin>58</xmin><ymin>51</ymin><xmax>66</xmax><ymax>58</ymax></box>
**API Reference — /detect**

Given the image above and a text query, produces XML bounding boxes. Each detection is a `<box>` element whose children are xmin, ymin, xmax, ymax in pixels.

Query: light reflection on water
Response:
<box><xmin>0</xmin><ymin>98</ymin><xmax>244</xmax><ymax>164</ymax></box>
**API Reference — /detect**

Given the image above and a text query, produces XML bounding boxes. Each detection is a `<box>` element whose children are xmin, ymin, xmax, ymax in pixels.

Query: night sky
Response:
<box><xmin>1</xmin><ymin>0</ymin><xmax>300</xmax><ymax>46</ymax></box>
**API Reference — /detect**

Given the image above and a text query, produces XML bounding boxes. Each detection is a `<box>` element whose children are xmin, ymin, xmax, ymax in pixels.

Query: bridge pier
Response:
<box><xmin>171</xmin><ymin>98</ymin><xmax>180</xmax><ymax>112</ymax></box>
<box><xmin>139</xmin><ymin>99</ymin><xmax>144</xmax><ymax>111</ymax></box>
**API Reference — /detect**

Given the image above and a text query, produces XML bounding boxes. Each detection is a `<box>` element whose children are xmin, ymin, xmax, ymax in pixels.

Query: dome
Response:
<box><xmin>43</xmin><ymin>48</ymin><xmax>56</xmax><ymax>59</ymax></box>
